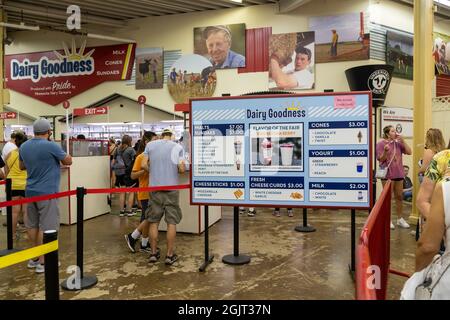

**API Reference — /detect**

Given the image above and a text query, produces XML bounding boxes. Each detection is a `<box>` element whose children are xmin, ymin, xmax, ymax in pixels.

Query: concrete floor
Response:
<box><xmin>0</xmin><ymin>202</ymin><xmax>416</xmax><ymax>300</ymax></box>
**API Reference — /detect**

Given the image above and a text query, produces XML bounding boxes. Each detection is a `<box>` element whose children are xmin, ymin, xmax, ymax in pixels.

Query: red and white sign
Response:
<box><xmin>4</xmin><ymin>41</ymin><xmax>136</xmax><ymax>106</ymax></box>
<box><xmin>73</xmin><ymin>106</ymin><xmax>108</xmax><ymax>117</ymax></box>
<box><xmin>138</xmin><ymin>95</ymin><xmax>146</xmax><ymax>104</ymax></box>
<box><xmin>334</xmin><ymin>95</ymin><xmax>356</xmax><ymax>109</ymax></box>
<box><xmin>0</xmin><ymin>112</ymin><xmax>17</xmax><ymax>120</ymax></box>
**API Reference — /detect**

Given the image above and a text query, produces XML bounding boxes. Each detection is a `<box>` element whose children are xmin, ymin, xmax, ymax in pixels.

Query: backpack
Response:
<box><xmin>124</xmin><ymin>152</ymin><xmax>139</xmax><ymax>186</ymax></box>
<box><xmin>113</xmin><ymin>150</ymin><xmax>126</xmax><ymax>176</ymax></box>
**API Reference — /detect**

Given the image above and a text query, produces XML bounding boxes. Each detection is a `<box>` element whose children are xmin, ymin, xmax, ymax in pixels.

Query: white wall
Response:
<box><xmin>71</xmin><ymin>96</ymin><xmax>180</xmax><ymax>124</ymax></box>
<box><xmin>5</xmin><ymin>0</ymin><xmax>449</xmax><ymax>160</ymax></box>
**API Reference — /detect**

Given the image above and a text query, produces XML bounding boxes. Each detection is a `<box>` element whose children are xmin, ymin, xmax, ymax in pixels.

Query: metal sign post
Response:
<box><xmin>62</xmin><ymin>101</ymin><xmax>70</xmax><ymax>155</ymax></box>
<box><xmin>138</xmin><ymin>95</ymin><xmax>146</xmax><ymax>134</ymax></box>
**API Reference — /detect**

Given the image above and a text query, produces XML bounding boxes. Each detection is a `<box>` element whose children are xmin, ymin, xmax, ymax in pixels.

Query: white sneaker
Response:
<box><xmin>35</xmin><ymin>264</ymin><xmax>45</xmax><ymax>274</ymax></box>
<box><xmin>27</xmin><ymin>259</ymin><xmax>40</xmax><ymax>269</ymax></box>
<box><xmin>397</xmin><ymin>218</ymin><xmax>410</xmax><ymax>229</ymax></box>
<box><xmin>390</xmin><ymin>222</ymin><xmax>395</xmax><ymax>230</ymax></box>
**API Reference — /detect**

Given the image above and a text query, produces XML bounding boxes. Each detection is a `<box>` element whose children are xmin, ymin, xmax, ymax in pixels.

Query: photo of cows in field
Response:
<box><xmin>168</xmin><ymin>54</ymin><xmax>217</xmax><ymax>103</ymax></box>
<box><xmin>386</xmin><ymin>30</ymin><xmax>413</xmax><ymax>80</ymax></box>
<box><xmin>135</xmin><ymin>47</ymin><xmax>163</xmax><ymax>89</ymax></box>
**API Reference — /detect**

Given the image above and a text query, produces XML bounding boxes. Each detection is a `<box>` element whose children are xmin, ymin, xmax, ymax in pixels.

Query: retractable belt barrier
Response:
<box><xmin>0</xmin><ymin>183</ymin><xmax>191</xmax><ymax>294</ymax></box>
<box><xmin>0</xmin><ymin>184</ymin><xmax>191</xmax><ymax>209</ymax></box>
<box><xmin>0</xmin><ymin>240</ymin><xmax>58</xmax><ymax>269</ymax></box>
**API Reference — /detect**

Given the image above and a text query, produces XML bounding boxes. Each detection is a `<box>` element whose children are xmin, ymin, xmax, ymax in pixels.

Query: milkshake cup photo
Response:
<box><xmin>280</xmin><ymin>143</ymin><xmax>294</xmax><ymax>166</ymax></box>
<box><xmin>234</xmin><ymin>140</ymin><xmax>242</xmax><ymax>155</ymax></box>
<box><xmin>236</xmin><ymin>159</ymin><xmax>241</xmax><ymax>171</ymax></box>
<box><xmin>261</xmin><ymin>138</ymin><xmax>272</xmax><ymax>165</ymax></box>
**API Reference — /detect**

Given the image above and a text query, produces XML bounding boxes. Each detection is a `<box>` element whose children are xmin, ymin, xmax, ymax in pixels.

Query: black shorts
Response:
<box><xmin>115</xmin><ymin>175</ymin><xmax>138</xmax><ymax>187</ymax></box>
<box><xmin>11</xmin><ymin>190</ymin><xmax>25</xmax><ymax>197</ymax></box>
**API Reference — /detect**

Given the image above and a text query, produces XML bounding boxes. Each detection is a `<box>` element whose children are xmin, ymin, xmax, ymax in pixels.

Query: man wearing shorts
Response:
<box><xmin>142</xmin><ymin>128</ymin><xmax>185</xmax><ymax>265</ymax></box>
<box><xmin>19</xmin><ymin>118</ymin><xmax>72</xmax><ymax>273</ymax></box>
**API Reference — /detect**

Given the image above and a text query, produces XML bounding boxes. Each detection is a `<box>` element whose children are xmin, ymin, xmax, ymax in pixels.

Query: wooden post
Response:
<box><xmin>411</xmin><ymin>0</ymin><xmax>434</xmax><ymax>225</ymax></box>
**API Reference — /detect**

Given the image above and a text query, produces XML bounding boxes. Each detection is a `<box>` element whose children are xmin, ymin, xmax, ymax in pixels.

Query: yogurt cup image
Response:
<box><xmin>356</xmin><ymin>162</ymin><xmax>364</xmax><ymax>173</ymax></box>
<box><xmin>280</xmin><ymin>143</ymin><xmax>294</xmax><ymax>166</ymax></box>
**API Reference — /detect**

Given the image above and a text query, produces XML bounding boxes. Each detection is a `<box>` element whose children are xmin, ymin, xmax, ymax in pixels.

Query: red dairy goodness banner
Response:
<box><xmin>4</xmin><ymin>42</ymin><xmax>136</xmax><ymax>106</ymax></box>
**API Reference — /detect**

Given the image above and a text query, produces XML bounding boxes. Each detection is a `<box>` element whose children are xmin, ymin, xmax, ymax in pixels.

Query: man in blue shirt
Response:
<box><xmin>203</xmin><ymin>25</ymin><xmax>245</xmax><ymax>69</ymax></box>
<box><xmin>19</xmin><ymin>118</ymin><xmax>72</xmax><ymax>273</ymax></box>
<box><xmin>141</xmin><ymin>128</ymin><xmax>185</xmax><ymax>265</ymax></box>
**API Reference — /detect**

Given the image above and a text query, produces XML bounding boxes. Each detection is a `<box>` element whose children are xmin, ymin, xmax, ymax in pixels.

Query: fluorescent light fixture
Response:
<box><xmin>435</xmin><ymin>0</ymin><xmax>450</xmax><ymax>8</ymax></box>
<box><xmin>11</xmin><ymin>125</ymin><xmax>25</xmax><ymax>128</ymax></box>
<box><xmin>87</xmin><ymin>122</ymin><xmax>125</xmax><ymax>126</ymax></box>
<box><xmin>87</xmin><ymin>33</ymin><xmax>136</xmax><ymax>43</ymax></box>
<box><xmin>160</xmin><ymin>120</ymin><xmax>184</xmax><ymax>123</ymax></box>
<box><xmin>230</xmin><ymin>0</ymin><xmax>243</xmax><ymax>3</ymax></box>
<box><xmin>0</xmin><ymin>22</ymin><xmax>39</xmax><ymax>31</ymax></box>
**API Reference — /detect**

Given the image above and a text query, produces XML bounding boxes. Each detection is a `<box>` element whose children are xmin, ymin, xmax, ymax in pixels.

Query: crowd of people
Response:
<box><xmin>1</xmin><ymin>119</ymin><xmax>449</xmax><ymax>298</ymax></box>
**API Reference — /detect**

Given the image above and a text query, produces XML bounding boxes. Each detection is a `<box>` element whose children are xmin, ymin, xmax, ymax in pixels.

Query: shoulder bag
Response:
<box><xmin>375</xmin><ymin>141</ymin><xmax>396</xmax><ymax>179</ymax></box>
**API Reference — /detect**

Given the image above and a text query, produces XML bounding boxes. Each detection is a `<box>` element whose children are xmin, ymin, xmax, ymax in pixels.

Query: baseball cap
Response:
<box><xmin>33</xmin><ymin>118</ymin><xmax>52</xmax><ymax>134</ymax></box>
<box><xmin>162</xmin><ymin>128</ymin><xmax>174</xmax><ymax>135</ymax></box>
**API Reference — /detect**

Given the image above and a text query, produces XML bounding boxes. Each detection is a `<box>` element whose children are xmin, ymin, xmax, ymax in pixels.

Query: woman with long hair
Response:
<box><xmin>4</xmin><ymin>132</ymin><xmax>28</xmax><ymax>238</ymax></box>
<box><xmin>112</xmin><ymin>135</ymin><xmax>136</xmax><ymax>217</ymax></box>
<box><xmin>418</xmin><ymin>128</ymin><xmax>446</xmax><ymax>180</ymax></box>
<box><xmin>376</xmin><ymin>125</ymin><xmax>412</xmax><ymax>230</ymax></box>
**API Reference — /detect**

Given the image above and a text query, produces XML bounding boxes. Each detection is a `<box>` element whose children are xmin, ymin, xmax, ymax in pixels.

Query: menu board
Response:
<box><xmin>190</xmin><ymin>92</ymin><xmax>372</xmax><ymax>208</ymax></box>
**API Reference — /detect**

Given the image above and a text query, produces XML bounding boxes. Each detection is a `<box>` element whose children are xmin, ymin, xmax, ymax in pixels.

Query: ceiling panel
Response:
<box><xmin>1</xmin><ymin>0</ymin><xmax>279</xmax><ymax>32</ymax></box>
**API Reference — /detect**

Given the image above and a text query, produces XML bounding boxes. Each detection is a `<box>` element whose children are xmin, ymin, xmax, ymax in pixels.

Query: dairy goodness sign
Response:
<box><xmin>5</xmin><ymin>42</ymin><xmax>136</xmax><ymax>105</ymax></box>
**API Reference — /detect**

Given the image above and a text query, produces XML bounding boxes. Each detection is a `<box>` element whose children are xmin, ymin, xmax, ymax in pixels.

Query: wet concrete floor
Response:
<box><xmin>0</xmin><ymin>202</ymin><xmax>415</xmax><ymax>300</ymax></box>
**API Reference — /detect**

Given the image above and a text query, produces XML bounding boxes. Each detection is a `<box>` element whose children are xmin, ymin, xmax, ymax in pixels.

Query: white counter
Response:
<box><xmin>59</xmin><ymin>156</ymin><xmax>110</xmax><ymax>224</ymax></box>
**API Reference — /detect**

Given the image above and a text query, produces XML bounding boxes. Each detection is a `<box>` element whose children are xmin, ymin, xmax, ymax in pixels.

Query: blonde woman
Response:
<box><xmin>418</xmin><ymin>128</ymin><xmax>446</xmax><ymax>181</ymax></box>
<box><xmin>376</xmin><ymin>125</ymin><xmax>412</xmax><ymax>230</ymax></box>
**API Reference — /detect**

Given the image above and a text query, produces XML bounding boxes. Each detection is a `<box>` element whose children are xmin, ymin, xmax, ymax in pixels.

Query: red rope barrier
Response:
<box><xmin>0</xmin><ymin>184</ymin><xmax>191</xmax><ymax>208</ymax></box>
<box><xmin>0</xmin><ymin>190</ymin><xmax>77</xmax><ymax>208</ymax></box>
<box><xmin>85</xmin><ymin>184</ymin><xmax>190</xmax><ymax>195</ymax></box>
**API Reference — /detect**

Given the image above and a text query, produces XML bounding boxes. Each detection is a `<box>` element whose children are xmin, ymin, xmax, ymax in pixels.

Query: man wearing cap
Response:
<box><xmin>19</xmin><ymin>118</ymin><xmax>72</xmax><ymax>274</ymax></box>
<box><xmin>203</xmin><ymin>25</ymin><xmax>245</xmax><ymax>69</ymax></box>
<box><xmin>141</xmin><ymin>128</ymin><xmax>186</xmax><ymax>265</ymax></box>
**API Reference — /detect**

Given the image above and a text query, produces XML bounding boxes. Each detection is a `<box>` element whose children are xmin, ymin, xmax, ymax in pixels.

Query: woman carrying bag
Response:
<box><xmin>376</xmin><ymin>125</ymin><xmax>412</xmax><ymax>230</ymax></box>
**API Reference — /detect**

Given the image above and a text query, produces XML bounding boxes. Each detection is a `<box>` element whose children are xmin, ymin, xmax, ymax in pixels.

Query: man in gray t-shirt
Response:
<box><xmin>142</xmin><ymin>128</ymin><xmax>185</xmax><ymax>265</ymax></box>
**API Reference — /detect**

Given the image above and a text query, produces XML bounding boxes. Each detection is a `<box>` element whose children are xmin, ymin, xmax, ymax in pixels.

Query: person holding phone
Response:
<box><xmin>376</xmin><ymin>125</ymin><xmax>412</xmax><ymax>230</ymax></box>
